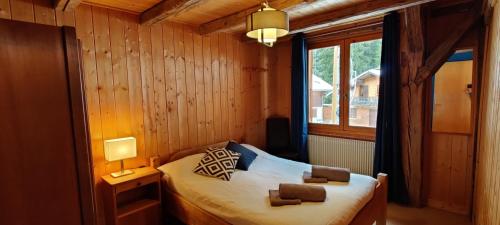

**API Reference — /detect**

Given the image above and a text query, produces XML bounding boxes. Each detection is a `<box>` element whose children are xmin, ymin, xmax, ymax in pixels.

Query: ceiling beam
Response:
<box><xmin>289</xmin><ymin>0</ymin><xmax>436</xmax><ymax>34</ymax></box>
<box><xmin>53</xmin><ymin>0</ymin><xmax>81</xmax><ymax>11</ymax></box>
<box><xmin>198</xmin><ymin>0</ymin><xmax>311</xmax><ymax>35</ymax></box>
<box><xmin>414</xmin><ymin>4</ymin><xmax>482</xmax><ymax>85</ymax></box>
<box><xmin>141</xmin><ymin>0</ymin><xmax>205</xmax><ymax>25</ymax></box>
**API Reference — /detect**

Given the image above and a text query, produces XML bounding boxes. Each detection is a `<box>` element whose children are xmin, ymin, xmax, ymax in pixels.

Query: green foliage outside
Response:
<box><xmin>349</xmin><ymin>39</ymin><xmax>382</xmax><ymax>78</ymax></box>
<box><xmin>312</xmin><ymin>47</ymin><xmax>336</xmax><ymax>84</ymax></box>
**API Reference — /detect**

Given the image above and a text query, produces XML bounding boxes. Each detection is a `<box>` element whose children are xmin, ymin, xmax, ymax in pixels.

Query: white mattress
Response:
<box><xmin>157</xmin><ymin>144</ymin><xmax>377</xmax><ymax>225</ymax></box>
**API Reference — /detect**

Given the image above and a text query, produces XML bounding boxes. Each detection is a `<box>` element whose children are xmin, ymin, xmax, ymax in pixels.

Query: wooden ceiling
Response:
<box><xmin>288</xmin><ymin>0</ymin><xmax>369</xmax><ymax>20</ymax></box>
<box><xmin>81</xmin><ymin>0</ymin><xmax>162</xmax><ymax>14</ymax></box>
<box><xmin>75</xmin><ymin>0</ymin><xmax>437</xmax><ymax>34</ymax></box>
<box><xmin>168</xmin><ymin>0</ymin><xmax>264</xmax><ymax>25</ymax></box>
<box><xmin>80</xmin><ymin>0</ymin><xmax>373</xmax><ymax>25</ymax></box>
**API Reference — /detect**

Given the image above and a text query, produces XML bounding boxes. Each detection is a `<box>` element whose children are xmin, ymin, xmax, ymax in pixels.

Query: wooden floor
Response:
<box><xmin>387</xmin><ymin>203</ymin><xmax>472</xmax><ymax>225</ymax></box>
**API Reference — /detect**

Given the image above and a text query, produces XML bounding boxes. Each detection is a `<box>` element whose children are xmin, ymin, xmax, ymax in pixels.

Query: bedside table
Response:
<box><xmin>102</xmin><ymin>167</ymin><xmax>161</xmax><ymax>225</ymax></box>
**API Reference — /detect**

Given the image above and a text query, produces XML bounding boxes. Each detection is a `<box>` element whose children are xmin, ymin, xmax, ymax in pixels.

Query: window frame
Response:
<box><xmin>308</xmin><ymin>32</ymin><xmax>382</xmax><ymax>141</ymax></box>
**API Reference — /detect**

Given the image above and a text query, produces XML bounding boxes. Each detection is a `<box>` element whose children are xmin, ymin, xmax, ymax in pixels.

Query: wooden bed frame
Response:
<box><xmin>160</xmin><ymin>141</ymin><xmax>388</xmax><ymax>225</ymax></box>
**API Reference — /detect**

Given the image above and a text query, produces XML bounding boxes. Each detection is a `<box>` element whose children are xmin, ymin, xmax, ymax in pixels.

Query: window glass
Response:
<box><xmin>348</xmin><ymin>39</ymin><xmax>382</xmax><ymax>128</ymax></box>
<box><xmin>308</xmin><ymin>45</ymin><xmax>341</xmax><ymax>125</ymax></box>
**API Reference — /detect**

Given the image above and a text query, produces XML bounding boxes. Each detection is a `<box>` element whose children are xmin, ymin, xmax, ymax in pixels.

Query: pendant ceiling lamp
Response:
<box><xmin>246</xmin><ymin>2</ymin><xmax>289</xmax><ymax>47</ymax></box>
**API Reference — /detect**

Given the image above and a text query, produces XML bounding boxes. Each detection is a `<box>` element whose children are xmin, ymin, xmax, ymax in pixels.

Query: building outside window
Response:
<box><xmin>308</xmin><ymin>33</ymin><xmax>382</xmax><ymax>140</ymax></box>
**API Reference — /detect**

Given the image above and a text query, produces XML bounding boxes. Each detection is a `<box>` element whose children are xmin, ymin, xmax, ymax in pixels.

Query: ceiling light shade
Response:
<box><xmin>246</xmin><ymin>4</ymin><xmax>289</xmax><ymax>47</ymax></box>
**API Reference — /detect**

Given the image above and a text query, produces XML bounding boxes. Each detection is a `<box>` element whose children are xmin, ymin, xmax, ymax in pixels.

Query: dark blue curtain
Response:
<box><xmin>291</xmin><ymin>33</ymin><xmax>309</xmax><ymax>163</ymax></box>
<box><xmin>373</xmin><ymin>12</ymin><xmax>409</xmax><ymax>204</ymax></box>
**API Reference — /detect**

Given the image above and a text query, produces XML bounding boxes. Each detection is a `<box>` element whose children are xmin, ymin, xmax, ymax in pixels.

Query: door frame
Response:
<box><xmin>422</xmin><ymin>42</ymin><xmax>480</xmax><ymax>216</ymax></box>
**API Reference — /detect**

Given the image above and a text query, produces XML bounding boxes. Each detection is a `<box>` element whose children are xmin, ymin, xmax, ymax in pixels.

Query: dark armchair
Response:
<box><xmin>266</xmin><ymin>117</ymin><xmax>299</xmax><ymax>161</ymax></box>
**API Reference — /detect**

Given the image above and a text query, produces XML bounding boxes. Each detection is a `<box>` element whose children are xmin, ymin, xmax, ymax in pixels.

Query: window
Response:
<box><xmin>308</xmin><ymin>45</ymin><xmax>341</xmax><ymax>125</ymax></box>
<box><xmin>308</xmin><ymin>33</ymin><xmax>382</xmax><ymax>140</ymax></box>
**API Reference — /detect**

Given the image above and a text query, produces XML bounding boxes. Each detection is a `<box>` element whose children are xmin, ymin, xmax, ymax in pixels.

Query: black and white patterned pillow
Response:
<box><xmin>193</xmin><ymin>148</ymin><xmax>241</xmax><ymax>181</ymax></box>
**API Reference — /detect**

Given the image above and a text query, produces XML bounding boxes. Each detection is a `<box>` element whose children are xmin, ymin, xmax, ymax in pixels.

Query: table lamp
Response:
<box><xmin>104</xmin><ymin>137</ymin><xmax>137</xmax><ymax>178</ymax></box>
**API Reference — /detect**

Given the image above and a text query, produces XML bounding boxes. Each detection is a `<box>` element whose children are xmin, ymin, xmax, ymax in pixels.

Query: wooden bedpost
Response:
<box><xmin>376</xmin><ymin>173</ymin><xmax>388</xmax><ymax>225</ymax></box>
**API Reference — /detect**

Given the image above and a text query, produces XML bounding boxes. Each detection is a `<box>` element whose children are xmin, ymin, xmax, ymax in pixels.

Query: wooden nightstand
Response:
<box><xmin>102</xmin><ymin>167</ymin><xmax>161</xmax><ymax>225</ymax></box>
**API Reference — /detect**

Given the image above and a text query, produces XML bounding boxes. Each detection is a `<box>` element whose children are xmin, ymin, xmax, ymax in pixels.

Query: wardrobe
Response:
<box><xmin>0</xmin><ymin>19</ymin><xmax>96</xmax><ymax>225</ymax></box>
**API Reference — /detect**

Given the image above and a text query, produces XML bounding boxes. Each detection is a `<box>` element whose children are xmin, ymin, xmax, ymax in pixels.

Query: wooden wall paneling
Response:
<box><xmin>240</xmin><ymin>43</ymin><xmax>251</xmax><ymax>143</ymax></box>
<box><xmin>4</xmin><ymin>1</ymin><xmax>273</xmax><ymax>223</ymax></box>
<box><xmin>33</xmin><ymin>0</ymin><xmax>55</xmax><ymax>25</ymax></box>
<box><xmin>241</xmin><ymin>43</ymin><xmax>263</xmax><ymax>146</ymax></box>
<box><xmin>257</xmin><ymin>46</ymin><xmax>268</xmax><ymax>147</ymax></box>
<box><xmin>162</xmin><ymin>23</ymin><xmax>180</xmax><ymax>152</ymax></box>
<box><xmin>138</xmin><ymin>25</ymin><xmax>159</xmax><ymax>161</ymax></box>
<box><xmin>55</xmin><ymin>10</ymin><xmax>75</xmax><ymax>26</ymax></box>
<box><xmin>0</xmin><ymin>0</ymin><xmax>11</xmax><ymax>19</ymax></box>
<box><xmin>109</xmin><ymin>10</ymin><xmax>132</xmax><ymax>139</ymax></box>
<box><xmin>276</xmin><ymin>42</ymin><xmax>292</xmax><ymax>118</ymax></box>
<box><xmin>124</xmin><ymin>14</ymin><xmax>146</xmax><ymax>166</ymax></box>
<box><xmin>233</xmin><ymin>39</ymin><xmax>244</xmax><ymax>141</ymax></box>
<box><xmin>261</xmin><ymin>46</ymin><xmax>271</xmax><ymax>119</ymax></box>
<box><xmin>226</xmin><ymin>34</ymin><xmax>236</xmax><ymax>140</ymax></box>
<box><xmin>449</xmin><ymin>135</ymin><xmax>470</xmax><ymax>213</ymax></box>
<box><xmin>219</xmin><ymin>33</ymin><xmax>229</xmax><ymax>140</ymax></box>
<box><xmin>151</xmin><ymin>23</ymin><xmax>171</xmax><ymax>159</ymax></box>
<box><xmin>173</xmin><ymin>23</ymin><xmax>189</xmax><ymax>149</ymax></box>
<box><xmin>10</xmin><ymin>0</ymin><xmax>34</xmax><ymax>22</ymax></box>
<box><xmin>266</xmin><ymin>43</ymin><xmax>278</xmax><ymax>117</ymax></box>
<box><xmin>427</xmin><ymin>133</ymin><xmax>471</xmax><ymax>214</ymax></box>
<box><xmin>243</xmin><ymin>43</ymin><xmax>258</xmax><ymax>144</ymax></box>
<box><xmin>183</xmin><ymin>26</ymin><xmax>199</xmax><ymax>147</ymax></box>
<box><xmin>74</xmin><ymin>4</ymin><xmax>101</xmax><ymax>181</ymax></box>
<box><xmin>74</xmin><ymin>5</ymin><xmax>105</xmax><ymax>225</ymax></box>
<box><xmin>193</xmin><ymin>32</ymin><xmax>207</xmax><ymax>145</ymax></box>
<box><xmin>474</xmin><ymin>3</ymin><xmax>500</xmax><ymax>225</ymax></box>
<box><xmin>211</xmin><ymin>34</ymin><xmax>222</xmax><ymax>142</ymax></box>
<box><xmin>255</xmin><ymin>45</ymin><xmax>266</xmax><ymax>147</ymax></box>
<box><xmin>92</xmin><ymin>7</ymin><xmax>120</xmax><ymax>175</ymax></box>
<box><xmin>427</xmin><ymin>133</ymin><xmax>451</xmax><ymax>209</ymax></box>
<box><xmin>202</xmin><ymin>35</ymin><xmax>215</xmax><ymax>143</ymax></box>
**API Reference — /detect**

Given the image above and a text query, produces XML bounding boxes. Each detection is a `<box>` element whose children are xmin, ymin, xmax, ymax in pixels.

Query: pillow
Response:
<box><xmin>193</xmin><ymin>148</ymin><xmax>241</xmax><ymax>181</ymax></box>
<box><xmin>226</xmin><ymin>141</ymin><xmax>257</xmax><ymax>171</ymax></box>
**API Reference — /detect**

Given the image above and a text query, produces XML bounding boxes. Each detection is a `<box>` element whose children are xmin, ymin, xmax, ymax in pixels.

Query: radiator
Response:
<box><xmin>308</xmin><ymin>135</ymin><xmax>375</xmax><ymax>176</ymax></box>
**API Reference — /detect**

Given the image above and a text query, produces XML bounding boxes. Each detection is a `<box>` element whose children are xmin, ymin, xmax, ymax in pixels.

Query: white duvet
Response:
<box><xmin>157</xmin><ymin>144</ymin><xmax>377</xmax><ymax>225</ymax></box>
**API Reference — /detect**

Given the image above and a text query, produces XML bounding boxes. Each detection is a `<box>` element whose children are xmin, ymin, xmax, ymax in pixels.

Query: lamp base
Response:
<box><xmin>110</xmin><ymin>169</ymin><xmax>134</xmax><ymax>178</ymax></box>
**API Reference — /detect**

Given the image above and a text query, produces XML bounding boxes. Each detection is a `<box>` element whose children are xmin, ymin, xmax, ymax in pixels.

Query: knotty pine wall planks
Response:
<box><xmin>1</xmin><ymin>0</ymin><xmax>273</xmax><ymax>224</ymax></box>
<box><xmin>268</xmin><ymin>40</ymin><xmax>292</xmax><ymax>119</ymax></box>
<box><xmin>474</xmin><ymin>2</ymin><xmax>500</xmax><ymax>225</ymax></box>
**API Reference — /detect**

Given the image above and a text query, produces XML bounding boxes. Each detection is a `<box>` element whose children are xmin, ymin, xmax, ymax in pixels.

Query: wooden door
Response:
<box><xmin>0</xmin><ymin>19</ymin><xmax>95</xmax><ymax>225</ymax></box>
<box><xmin>424</xmin><ymin>51</ymin><xmax>475</xmax><ymax>215</ymax></box>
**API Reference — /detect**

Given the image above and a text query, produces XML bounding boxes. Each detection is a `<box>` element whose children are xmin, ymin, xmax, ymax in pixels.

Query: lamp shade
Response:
<box><xmin>246</xmin><ymin>6</ymin><xmax>289</xmax><ymax>47</ymax></box>
<box><xmin>104</xmin><ymin>137</ymin><xmax>137</xmax><ymax>162</ymax></box>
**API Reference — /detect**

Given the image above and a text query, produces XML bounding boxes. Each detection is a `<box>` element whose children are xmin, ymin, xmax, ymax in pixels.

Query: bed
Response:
<box><xmin>157</xmin><ymin>141</ymin><xmax>387</xmax><ymax>225</ymax></box>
